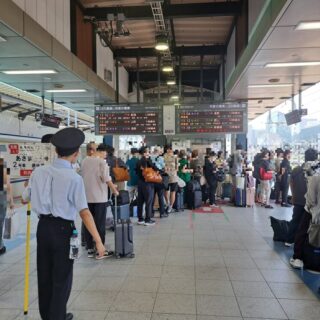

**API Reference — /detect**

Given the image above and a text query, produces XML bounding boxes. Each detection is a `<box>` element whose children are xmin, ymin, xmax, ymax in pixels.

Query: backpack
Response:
<box><xmin>215</xmin><ymin>169</ymin><xmax>225</xmax><ymax>182</ymax></box>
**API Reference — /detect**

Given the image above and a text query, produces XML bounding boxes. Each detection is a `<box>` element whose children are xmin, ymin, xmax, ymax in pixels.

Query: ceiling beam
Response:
<box><xmin>145</xmin><ymin>91</ymin><xmax>214</xmax><ymax>99</ymax></box>
<box><xmin>84</xmin><ymin>2</ymin><xmax>241</xmax><ymax>21</ymax></box>
<box><xmin>0</xmin><ymin>103</ymin><xmax>21</xmax><ymax>112</ymax></box>
<box><xmin>115</xmin><ymin>45</ymin><xmax>225</xmax><ymax>58</ymax></box>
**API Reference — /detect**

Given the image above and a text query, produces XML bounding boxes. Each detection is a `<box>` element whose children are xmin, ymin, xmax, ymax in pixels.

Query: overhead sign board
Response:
<box><xmin>95</xmin><ymin>105</ymin><xmax>163</xmax><ymax>135</ymax></box>
<box><xmin>176</xmin><ymin>103</ymin><xmax>247</xmax><ymax>134</ymax></box>
<box><xmin>285</xmin><ymin>110</ymin><xmax>301</xmax><ymax>126</ymax></box>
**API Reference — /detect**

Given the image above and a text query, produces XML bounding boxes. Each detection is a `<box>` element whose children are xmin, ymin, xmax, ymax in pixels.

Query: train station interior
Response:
<box><xmin>0</xmin><ymin>0</ymin><xmax>320</xmax><ymax>319</ymax></box>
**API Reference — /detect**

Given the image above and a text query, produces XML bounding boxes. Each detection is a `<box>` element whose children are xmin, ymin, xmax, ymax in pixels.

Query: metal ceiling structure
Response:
<box><xmin>82</xmin><ymin>0</ymin><xmax>241</xmax><ymax>95</ymax></box>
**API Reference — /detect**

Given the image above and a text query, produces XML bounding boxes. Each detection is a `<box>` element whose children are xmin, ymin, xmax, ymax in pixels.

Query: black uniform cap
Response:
<box><xmin>41</xmin><ymin>134</ymin><xmax>54</xmax><ymax>143</ymax></box>
<box><xmin>51</xmin><ymin>127</ymin><xmax>85</xmax><ymax>156</ymax></box>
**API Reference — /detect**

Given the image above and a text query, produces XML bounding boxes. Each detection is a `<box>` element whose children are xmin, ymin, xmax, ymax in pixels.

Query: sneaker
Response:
<box><xmin>96</xmin><ymin>250</ymin><xmax>114</xmax><ymax>260</ymax></box>
<box><xmin>210</xmin><ymin>204</ymin><xmax>219</xmax><ymax>208</ymax></box>
<box><xmin>0</xmin><ymin>246</ymin><xmax>6</xmax><ymax>255</ymax></box>
<box><xmin>160</xmin><ymin>213</ymin><xmax>168</xmax><ymax>218</ymax></box>
<box><xmin>285</xmin><ymin>242</ymin><xmax>293</xmax><ymax>247</ymax></box>
<box><xmin>137</xmin><ymin>220</ymin><xmax>145</xmax><ymax>225</ymax></box>
<box><xmin>144</xmin><ymin>220</ymin><xmax>156</xmax><ymax>226</ymax></box>
<box><xmin>167</xmin><ymin>206</ymin><xmax>173</xmax><ymax>214</ymax></box>
<box><xmin>281</xmin><ymin>203</ymin><xmax>292</xmax><ymax>208</ymax></box>
<box><xmin>265</xmin><ymin>205</ymin><xmax>274</xmax><ymax>209</ymax></box>
<box><xmin>87</xmin><ymin>249</ymin><xmax>95</xmax><ymax>258</ymax></box>
<box><xmin>290</xmin><ymin>258</ymin><xmax>303</xmax><ymax>269</ymax></box>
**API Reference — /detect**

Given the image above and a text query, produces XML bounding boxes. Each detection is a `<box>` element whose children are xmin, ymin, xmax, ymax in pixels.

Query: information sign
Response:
<box><xmin>176</xmin><ymin>103</ymin><xmax>247</xmax><ymax>134</ymax></box>
<box><xmin>285</xmin><ymin>110</ymin><xmax>301</xmax><ymax>126</ymax></box>
<box><xmin>95</xmin><ymin>105</ymin><xmax>163</xmax><ymax>135</ymax></box>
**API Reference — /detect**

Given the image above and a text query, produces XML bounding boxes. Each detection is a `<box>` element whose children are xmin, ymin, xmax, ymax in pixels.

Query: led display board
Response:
<box><xmin>176</xmin><ymin>103</ymin><xmax>247</xmax><ymax>134</ymax></box>
<box><xmin>95</xmin><ymin>105</ymin><xmax>162</xmax><ymax>135</ymax></box>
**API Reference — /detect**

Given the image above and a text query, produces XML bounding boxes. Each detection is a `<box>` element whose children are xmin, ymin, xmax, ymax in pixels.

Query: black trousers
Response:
<box><xmin>287</xmin><ymin>205</ymin><xmax>305</xmax><ymax>243</ymax></box>
<box><xmin>293</xmin><ymin>210</ymin><xmax>312</xmax><ymax>260</ymax></box>
<box><xmin>137</xmin><ymin>180</ymin><xmax>154</xmax><ymax>222</ymax></box>
<box><xmin>37</xmin><ymin>217</ymin><xmax>74</xmax><ymax>320</ymax></box>
<box><xmin>85</xmin><ymin>202</ymin><xmax>107</xmax><ymax>250</ymax></box>
<box><xmin>153</xmin><ymin>183</ymin><xmax>166</xmax><ymax>216</ymax></box>
<box><xmin>208</xmin><ymin>179</ymin><xmax>218</xmax><ymax>205</ymax></box>
<box><xmin>275</xmin><ymin>175</ymin><xmax>281</xmax><ymax>202</ymax></box>
<box><xmin>280</xmin><ymin>177</ymin><xmax>289</xmax><ymax>204</ymax></box>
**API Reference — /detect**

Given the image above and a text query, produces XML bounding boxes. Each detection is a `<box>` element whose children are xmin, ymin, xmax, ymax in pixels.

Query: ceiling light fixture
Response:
<box><xmin>167</xmin><ymin>78</ymin><xmax>176</xmax><ymax>85</ymax></box>
<box><xmin>162</xmin><ymin>62</ymin><xmax>173</xmax><ymax>73</ymax></box>
<box><xmin>295</xmin><ymin>21</ymin><xmax>320</xmax><ymax>30</ymax></box>
<box><xmin>248</xmin><ymin>84</ymin><xmax>293</xmax><ymax>88</ymax></box>
<box><xmin>155</xmin><ymin>34</ymin><xmax>169</xmax><ymax>51</ymax></box>
<box><xmin>46</xmin><ymin>89</ymin><xmax>87</xmax><ymax>93</ymax></box>
<box><xmin>170</xmin><ymin>95</ymin><xmax>179</xmax><ymax>101</ymax></box>
<box><xmin>2</xmin><ymin>69</ymin><xmax>57</xmax><ymax>75</ymax></box>
<box><xmin>265</xmin><ymin>61</ymin><xmax>320</xmax><ymax>68</ymax></box>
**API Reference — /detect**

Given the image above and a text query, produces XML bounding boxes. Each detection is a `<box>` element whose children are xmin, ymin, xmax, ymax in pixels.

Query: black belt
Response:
<box><xmin>39</xmin><ymin>214</ymin><xmax>73</xmax><ymax>223</ymax></box>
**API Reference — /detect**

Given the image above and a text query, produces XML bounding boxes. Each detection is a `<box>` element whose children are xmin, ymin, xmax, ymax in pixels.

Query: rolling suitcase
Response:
<box><xmin>187</xmin><ymin>190</ymin><xmax>202</xmax><ymax>209</ymax></box>
<box><xmin>302</xmin><ymin>240</ymin><xmax>320</xmax><ymax>272</ymax></box>
<box><xmin>235</xmin><ymin>188</ymin><xmax>246</xmax><ymax>207</ymax></box>
<box><xmin>221</xmin><ymin>182</ymin><xmax>232</xmax><ymax>199</ymax></box>
<box><xmin>113</xmin><ymin>196</ymin><xmax>135</xmax><ymax>259</ymax></box>
<box><xmin>173</xmin><ymin>188</ymin><xmax>184</xmax><ymax>212</ymax></box>
<box><xmin>246</xmin><ymin>188</ymin><xmax>255</xmax><ymax>207</ymax></box>
<box><xmin>112</xmin><ymin>190</ymin><xmax>130</xmax><ymax>205</ymax></box>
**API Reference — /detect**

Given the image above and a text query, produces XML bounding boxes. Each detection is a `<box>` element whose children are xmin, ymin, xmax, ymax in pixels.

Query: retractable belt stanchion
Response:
<box><xmin>23</xmin><ymin>202</ymin><xmax>31</xmax><ymax>315</ymax></box>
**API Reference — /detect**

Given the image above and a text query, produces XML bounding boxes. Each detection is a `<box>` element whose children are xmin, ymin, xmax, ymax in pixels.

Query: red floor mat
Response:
<box><xmin>193</xmin><ymin>206</ymin><xmax>224</xmax><ymax>214</ymax></box>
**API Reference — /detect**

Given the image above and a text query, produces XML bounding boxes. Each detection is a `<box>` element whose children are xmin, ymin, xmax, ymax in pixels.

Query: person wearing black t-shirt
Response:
<box><xmin>279</xmin><ymin>150</ymin><xmax>292</xmax><ymax>207</ymax></box>
<box><xmin>135</xmin><ymin>147</ymin><xmax>156</xmax><ymax>226</ymax></box>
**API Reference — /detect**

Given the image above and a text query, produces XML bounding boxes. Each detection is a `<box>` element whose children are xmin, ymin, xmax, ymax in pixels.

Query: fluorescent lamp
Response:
<box><xmin>46</xmin><ymin>89</ymin><xmax>87</xmax><ymax>93</ymax></box>
<box><xmin>170</xmin><ymin>95</ymin><xmax>179</xmax><ymax>100</ymax></box>
<box><xmin>295</xmin><ymin>21</ymin><xmax>320</xmax><ymax>30</ymax></box>
<box><xmin>248</xmin><ymin>84</ymin><xmax>293</xmax><ymax>88</ymax></box>
<box><xmin>2</xmin><ymin>69</ymin><xmax>57</xmax><ymax>75</ymax></box>
<box><xmin>265</xmin><ymin>62</ymin><xmax>320</xmax><ymax>68</ymax></box>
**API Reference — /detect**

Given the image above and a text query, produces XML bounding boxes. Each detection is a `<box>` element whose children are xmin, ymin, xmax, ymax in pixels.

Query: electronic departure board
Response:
<box><xmin>95</xmin><ymin>105</ymin><xmax>162</xmax><ymax>135</ymax></box>
<box><xmin>176</xmin><ymin>103</ymin><xmax>247</xmax><ymax>134</ymax></box>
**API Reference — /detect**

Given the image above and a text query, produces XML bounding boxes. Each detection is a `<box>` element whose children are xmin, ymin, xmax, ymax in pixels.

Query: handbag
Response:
<box><xmin>142</xmin><ymin>167</ymin><xmax>162</xmax><ymax>183</ymax></box>
<box><xmin>200</xmin><ymin>176</ymin><xmax>207</xmax><ymax>186</ymax></box>
<box><xmin>259</xmin><ymin>167</ymin><xmax>273</xmax><ymax>181</ymax></box>
<box><xmin>3</xmin><ymin>209</ymin><xmax>20</xmax><ymax>239</ymax></box>
<box><xmin>176</xmin><ymin>176</ymin><xmax>186</xmax><ymax>188</ymax></box>
<box><xmin>308</xmin><ymin>222</ymin><xmax>320</xmax><ymax>248</ymax></box>
<box><xmin>113</xmin><ymin>158</ymin><xmax>130</xmax><ymax>182</ymax></box>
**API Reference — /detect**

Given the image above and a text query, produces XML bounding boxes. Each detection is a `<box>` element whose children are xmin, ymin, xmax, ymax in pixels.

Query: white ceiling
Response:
<box><xmin>227</xmin><ymin>0</ymin><xmax>320</xmax><ymax>120</ymax></box>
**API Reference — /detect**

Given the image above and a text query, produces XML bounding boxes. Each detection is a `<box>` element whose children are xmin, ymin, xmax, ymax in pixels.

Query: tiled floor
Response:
<box><xmin>0</xmin><ymin>203</ymin><xmax>319</xmax><ymax>320</ymax></box>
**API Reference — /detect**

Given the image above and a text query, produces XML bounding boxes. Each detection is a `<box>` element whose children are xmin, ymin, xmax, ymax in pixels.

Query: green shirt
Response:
<box><xmin>178</xmin><ymin>158</ymin><xmax>191</xmax><ymax>183</ymax></box>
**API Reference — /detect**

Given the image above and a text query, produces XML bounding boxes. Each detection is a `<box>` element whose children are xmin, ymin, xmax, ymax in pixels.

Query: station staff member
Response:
<box><xmin>22</xmin><ymin>128</ymin><xmax>105</xmax><ymax>320</ymax></box>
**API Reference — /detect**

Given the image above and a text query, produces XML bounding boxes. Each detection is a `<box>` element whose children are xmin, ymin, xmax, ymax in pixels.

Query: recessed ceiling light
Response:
<box><xmin>265</xmin><ymin>61</ymin><xmax>320</xmax><ymax>68</ymax></box>
<box><xmin>3</xmin><ymin>69</ymin><xmax>57</xmax><ymax>75</ymax></box>
<box><xmin>162</xmin><ymin>62</ymin><xmax>173</xmax><ymax>73</ymax></box>
<box><xmin>46</xmin><ymin>89</ymin><xmax>87</xmax><ymax>93</ymax></box>
<box><xmin>248</xmin><ymin>84</ymin><xmax>293</xmax><ymax>88</ymax></box>
<box><xmin>2</xmin><ymin>69</ymin><xmax>57</xmax><ymax>75</ymax></box>
<box><xmin>295</xmin><ymin>21</ymin><xmax>320</xmax><ymax>30</ymax></box>
<box><xmin>170</xmin><ymin>95</ymin><xmax>179</xmax><ymax>100</ymax></box>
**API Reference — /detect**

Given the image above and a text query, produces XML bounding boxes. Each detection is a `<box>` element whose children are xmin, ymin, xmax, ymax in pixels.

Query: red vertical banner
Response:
<box><xmin>8</xmin><ymin>144</ymin><xmax>19</xmax><ymax>154</ymax></box>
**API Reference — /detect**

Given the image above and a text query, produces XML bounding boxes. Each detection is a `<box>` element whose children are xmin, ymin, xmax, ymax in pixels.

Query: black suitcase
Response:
<box><xmin>173</xmin><ymin>188</ymin><xmax>184</xmax><ymax>212</ymax></box>
<box><xmin>187</xmin><ymin>179</ymin><xmax>201</xmax><ymax>193</ymax></box>
<box><xmin>112</xmin><ymin>190</ymin><xmax>130</xmax><ymax>205</ymax></box>
<box><xmin>187</xmin><ymin>190</ymin><xmax>202</xmax><ymax>209</ymax></box>
<box><xmin>112</xmin><ymin>204</ymin><xmax>130</xmax><ymax>220</ymax></box>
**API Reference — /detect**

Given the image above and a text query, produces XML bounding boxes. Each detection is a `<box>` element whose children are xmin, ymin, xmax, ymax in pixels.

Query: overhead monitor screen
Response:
<box><xmin>285</xmin><ymin>110</ymin><xmax>302</xmax><ymax>126</ymax></box>
<box><xmin>176</xmin><ymin>103</ymin><xmax>247</xmax><ymax>134</ymax></box>
<box><xmin>95</xmin><ymin>105</ymin><xmax>162</xmax><ymax>135</ymax></box>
